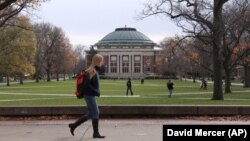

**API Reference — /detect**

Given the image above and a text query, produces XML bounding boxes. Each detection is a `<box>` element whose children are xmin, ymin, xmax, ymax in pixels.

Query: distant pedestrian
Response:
<box><xmin>203</xmin><ymin>80</ymin><xmax>207</xmax><ymax>89</ymax></box>
<box><xmin>242</xmin><ymin>79</ymin><xmax>245</xmax><ymax>88</ymax></box>
<box><xmin>126</xmin><ymin>78</ymin><xmax>133</xmax><ymax>96</ymax></box>
<box><xmin>141</xmin><ymin>77</ymin><xmax>144</xmax><ymax>84</ymax></box>
<box><xmin>167</xmin><ymin>80</ymin><xmax>174</xmax><ymax>98</ymax></box>
<box><xmin>200</xmin><ymin>78</ymin><xmax>207</xmax><ymax>90</ymax></box>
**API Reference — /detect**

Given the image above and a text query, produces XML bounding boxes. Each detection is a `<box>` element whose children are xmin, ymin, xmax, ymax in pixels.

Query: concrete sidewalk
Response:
<box><xmin>0</xmin><ymin>119</ymin><xmax>250</xmax><ymax>141</ymax></box>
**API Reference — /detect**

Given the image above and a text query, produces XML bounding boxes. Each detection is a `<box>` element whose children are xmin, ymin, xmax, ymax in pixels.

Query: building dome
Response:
<box><xmin>95</xmin><ymin>27</ymin><xmax>155</xmax><ymax>46</ymax></box>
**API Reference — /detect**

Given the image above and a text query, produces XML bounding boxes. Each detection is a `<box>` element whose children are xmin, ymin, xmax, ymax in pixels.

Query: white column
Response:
<box><xmin>119</xmin><ymin>54</ymin><xmax>122</xmax><ymax>78</ymax></box>
<box><xmin>120</xmin><ymin>54</ymin><xmax>123</xmax><ymax>73</ymax></box>
<box><xmin>129</xmin><ymin>54</ymin><xmax>131</xmax><ymax>73</ymax></box>
<box><xmin>117</xmin><ymin>54</ymin><xmax>119</xmax><ymax>73</ymax></box>
<box><xmin>131</xmin><ymin>55</ymin><xmax>134</xmax><ymax>74</ymax></box>
<box><xmin>140</xmin><ymin>55</ymin><xmax>143</xmax><ymax>74</ymax></box>
<box><xmin>108</xmin><ymin>55</ymin><xmax>110</xmax><ymax>73</ymax></box>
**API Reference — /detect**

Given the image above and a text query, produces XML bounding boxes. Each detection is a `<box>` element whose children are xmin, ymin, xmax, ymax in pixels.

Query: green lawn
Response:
<box><xmin>0</xmin><ymin>79</ymin><xmax>249</xmax><ymax>106</ymax></box>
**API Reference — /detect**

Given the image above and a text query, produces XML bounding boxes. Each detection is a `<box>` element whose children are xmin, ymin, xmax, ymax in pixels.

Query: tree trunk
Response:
<box><xmin>212</xmin><ymin>47</ymin><xmax>223</xmax><ymax>100</ymax></box>
<box><xmin>56</xmin><ymin>72</ymin><xmax>59</xmax><ymax>81</ymax></box>
<box><xmin>244</xmin><ymin>65</ymin><xmax>250</xmax><ymax>87</ymax></box>
<box><xmin>192</xmin><ymin>72</ymin><xmax>196</xmax><ymax>83</ymax></box>
<box><xmin>211</xmin><ymin>0</ymin><xmax>225</xmax><ymax>100</ymax></box>
<box><xmin>35</xmin><ymin>72</ymin><xmax>40</xmax><ymax>83</ymax></box>
<box><xmin>6</xmin><ymin>74</ymin><xmax>10</xmax><ymax>86</ymax></box>
<box><xmin>20</xmin><ymin>74</ymin><xmax>23</xmax><ymax>85</ymax></box>
<box><xmin>63</xmin><ymin>73</ymin><xmax>66</xmax><ymax>81</ymax></box>
<box><xmin>224</xmin><ymin>69</ymin><xmax>232</xmax><ymax>93</ymax></box>
<box><xmin>46</xmin><ymin>69</ymin><xmax>51</xmax><ymax>82</ymax></box>
<box><xmin>35</xmin><ymin>77</ymin><xmax>39</xmax><ymax>83</ymax></box>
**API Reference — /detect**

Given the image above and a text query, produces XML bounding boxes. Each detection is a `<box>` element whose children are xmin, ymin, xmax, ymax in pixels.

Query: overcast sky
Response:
<box><xmin>33</xmin><ymin>0</ymin><xmax>182</xmax><ymax>46</ymax></box>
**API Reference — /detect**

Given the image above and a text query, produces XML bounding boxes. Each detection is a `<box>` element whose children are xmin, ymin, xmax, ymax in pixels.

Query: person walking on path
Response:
<box><xmin>167</xmin><ymin>80</ymin><xmax>174</xmax><ymax>98</ymax></box>
<box><xmin>203</xmin><ymin>79</ymin><xmax>207</xmax><ymax>89</ymax></box>
<box><xmin>200</xmin><ymin>78</ymin><xmax>207</xmax><ymax>90</ymax></box>
<box><xmin>68</xmin><ymin>54</ymin><xmax>105</xmax><ymax>138</ymax></box>
<box><xmin>126</xmin><ymin>78</ymin><xmax>133</xmax><ymax>96</ymax></box>
<box><xmin>141</xmin><ymin>77</ymin><xmax>144</xmax><ymax>84</ymax></box>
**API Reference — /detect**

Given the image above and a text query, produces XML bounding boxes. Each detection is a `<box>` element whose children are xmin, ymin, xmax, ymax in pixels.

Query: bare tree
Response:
<box><xmin>33</xmin><ymin>23</ymin><xmax>50</xmax><ymax>82</ymax></box>
<box><xmin>0</xmin><ymin>0</ymin><xmax>48</xmax><ymax>28</ymax></box>
<box><xmin>73</xmin><ymin>44</ymin><xmax>87</xmax><ymax>75</ymax></box>
<box><xmin>239</xmin><ymin>34</ymin><xmax>250</xmax><ymax>87</ymax></box>
<box><xmin>140</xmin><ymin>0</ymin><xmax>231</xmax><ymax>100</ymax></box>
<box><xmin>33</xmin><ymin>23</ymin><xmax>70</xmax><ymax>82</ymax></box>
<box><xmin>243</xmin><ymin>57</ymin><xmax>250</xmax><ymax>87</ymax></box>
<box><xmin>175</xmin><ymin>1</ymin><xmax>250</xmax><ymax>92</ymax></box>
<box><xmin>62</xmin><ymin>43</ymin><xmax>75</xmax><ymax>80</ymax></box>
<box><xmin>54</xmin><ymin>36</ymin><xmax>75</xmax><ymax>81</ymax></box>
<box><xmin>160</xmin><ymin>37</ymin><xmax>189</xmax><ymax>79</ymax></box>
<box><xmin>244</xmin><ymin>34</ymin><xmax>250</xmax><ymax>87</ymax></box>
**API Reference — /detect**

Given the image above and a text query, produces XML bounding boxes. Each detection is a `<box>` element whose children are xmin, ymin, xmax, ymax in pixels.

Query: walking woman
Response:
<box><xmin>69</xmin><ymin>54</ymin><xmax>105</xmax><ymax>138</ymax></box>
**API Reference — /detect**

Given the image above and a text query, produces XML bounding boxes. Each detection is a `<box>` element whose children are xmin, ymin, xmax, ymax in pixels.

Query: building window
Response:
<box><xmin>135</xmin><ymin>56</ymin><xmax>141</xmax><ymax>61</ymax></box>
<box><xmin>111</xmin><ymin>56</ymin><xmax>117</xmax><ymax>61</ymax></box>
<box><xmin>123</xmin><ymin>56</ymin><xmax>129</xmax><ymax>61</ymax></box>
<box><xmin>134</xmin><ymin>63</ymin><xmax>141</xmax><ymax>73</ymax></box>
<box><xmin>134</xmin><ymin>55</ymin><xmax>141</xmax><ymax>73</ymax></box>
<box><xmin>122</xmin><ymin>55</ymin><xmax>129</xmax><ymax>73</ymax></box>
<box><xmin>122</xmin><ymin>62</ymin><xmax>129</xmax><ymax>73</ymax></box>
<box><xmin>110</xmin><ymin>55</ymin><xmax>117</xmax><ymax>73</ymax></box>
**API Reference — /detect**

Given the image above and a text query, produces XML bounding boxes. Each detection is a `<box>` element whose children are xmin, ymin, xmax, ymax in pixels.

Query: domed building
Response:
<box><xmin>92</xmin><ymin>27</ymin><xmax>161</xmax><ymax>79</ymax></box>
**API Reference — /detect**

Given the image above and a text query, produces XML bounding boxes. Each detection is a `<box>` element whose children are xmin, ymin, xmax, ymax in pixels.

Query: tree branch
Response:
<box><xmin>0</xmin><ymin>0</ymin><xmax>17</xmax><ymax>11</ymax></box>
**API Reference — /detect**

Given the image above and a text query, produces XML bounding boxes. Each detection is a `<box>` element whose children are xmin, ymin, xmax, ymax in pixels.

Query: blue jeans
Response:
<box><xmin>168</xmin><ymin>89</ymin><xmax>173</xmax><ymax>96</ymax></box>
<box><xmin>84</xmin><ymin>95</ymin><xmax>100</xmax><ymax>119</ymax></box>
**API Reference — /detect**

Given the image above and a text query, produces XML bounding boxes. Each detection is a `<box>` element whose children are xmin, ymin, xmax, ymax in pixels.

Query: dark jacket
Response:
<box><xmin>82</xmin><ymin>71</ymin><xmax>100</xmax><ymax>97</ymax></box>
<box><xmin>127</xmin><ymin>80</ymin><xmax>132</xmax><ymax>88</ymax></box>
<box><xmin>167</xmin><ymin>82</ymin><xmax>174</xmax><ymax>90</ymax></box>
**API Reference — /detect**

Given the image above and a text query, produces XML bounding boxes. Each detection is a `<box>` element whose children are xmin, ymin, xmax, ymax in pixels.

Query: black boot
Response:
<box><xmin>68</xmin><ymin>115</ymin><xmax>88</xmax><ymax>136</ymax></box>
<box><xmin>92</xmin><ymin>119</ymin><xmax>105</xmax><ymax>138</ymax></box>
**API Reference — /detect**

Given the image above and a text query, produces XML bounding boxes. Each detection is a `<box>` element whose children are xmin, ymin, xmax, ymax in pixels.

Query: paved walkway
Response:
<box><xmin>0</xmin><ymin>119</ymin><xmax>250</xmax><ymax>141</ymax></box>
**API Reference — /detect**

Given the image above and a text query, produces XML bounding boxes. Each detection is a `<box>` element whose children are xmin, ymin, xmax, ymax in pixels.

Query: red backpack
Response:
<box><xmin>74</xmin><ymin>71</ymin><xmax>86</xmax><ymax>99</ymax></box>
